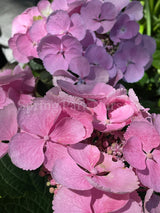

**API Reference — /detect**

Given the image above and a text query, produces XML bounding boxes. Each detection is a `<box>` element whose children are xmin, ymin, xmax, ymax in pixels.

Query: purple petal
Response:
<box><xmin>43</xmin><ymin>54</ymin><xmax>68</xmax><ymax>74</ymax></box>
<box><xmin>70</xmin><ymin>13</ymin><xmax>86</xmax><ymax>40</ymax></box>
<box><xmin>124</xmin><ymin>1</ymin><xmax>143</xmax><ymax>21</ymax></box>
<box><xmin>69</xmin><ymin>56</ymin><xmax>90</xmax><ymax>78</ymax></box>
<box><xmin>37</xmin><ymin>35</ymin><xmax>61</xmax><ymax>59</ymax></box>
<box><xmin>80</xmin><ymin>0</ymin><xmax>102</xmax><ymax>31</ymax></box>
<box><xmin>46</xmin><ymin>10</ymin><xmax>70</xmax><ymax>35</ymax></box>
<box><xmin>85</xmin><ymin>45</ymin><xmax>113</xmax><ymax>69</ymax></box>
<box><xmin>100</xmin><ymin>2</ymin><xmax>117</xmax><ymax>20</ymax></box>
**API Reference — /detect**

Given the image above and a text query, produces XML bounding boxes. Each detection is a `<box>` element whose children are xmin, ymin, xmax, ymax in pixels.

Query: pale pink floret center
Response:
<box><xmin>146</xmin><ymin>152</ymin><xmax>153</xmax><ymax>159</ymax></box>
<box><xmin>44</xmin><ymin>135</ymin><xmax>50</xmax><ymax>141</ymax></box>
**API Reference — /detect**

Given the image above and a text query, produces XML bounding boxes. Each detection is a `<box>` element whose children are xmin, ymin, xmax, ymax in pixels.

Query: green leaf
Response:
<box><xmin>0</xmin><ymin>155</ymin><xmax>32</xmax><ymax>197</ymax></box>
<box><xmin>152</xmin><ymin>50</ymin><xmax>160</xmax><ymax>69</ymax></box>
<box><xmin>0</xmin><ymin>192</ymin><xmax>53</xmax><ymax>213</ymax></box>
<box><xmin>0</xmin><ymin>155</ymin><xmax>53</xmax><ymax>212</ymax></box>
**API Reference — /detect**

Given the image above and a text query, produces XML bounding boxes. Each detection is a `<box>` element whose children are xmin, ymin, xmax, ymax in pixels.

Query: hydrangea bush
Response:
<box><xmin>0</xmin><ymin>0</ymin><xmax>160</xmax><ymax>212</ymax></box>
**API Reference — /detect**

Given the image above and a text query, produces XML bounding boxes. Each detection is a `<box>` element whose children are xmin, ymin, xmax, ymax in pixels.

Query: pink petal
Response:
<box><xmin>37</xmin><ymin>0</ymin><xmax>53</xmax><ymax>17</ymax></box>
<box><xmin>18</xmin><ymin>100</ymin><xmax>61</xmax><ymax>137</ymax></box>
<box><xmin>44</xmin><ymin>142</ymin><xmax>67</xmax><ymax>171</ymax></box>
<box><xmin>137</xmin><ymin>160</ymin><xmax>160</xmax><ymax>192</ymax></box>
<box><xmin>123</xmin><ymin>136</ymin><xmax>146</xmax><ymax>170</ymax></box>
<box><xmin>16</xmin><ymin>34</ymin><xmax>38</xmax><ymax>58</ymax></box>
<box><xmin>124</xmin><ymin>121</ymin><xmax>160</xmax><ymax>153</ymax></box>
<box><xmin>0</xmin><ymin>104</ymin><xmax>17</xmax><ymax>141</ymax></box>
<box><xmin>95</xmin><ymin>153</ymin><xmax>124</xmax><ymax>173</ymax></box>
<box><xmin>64</xmin><ymin>106</ymin><xmax>93</xmax><ymax>139</ymax></box>
<box><xmin>110</xmin><ymin>104</ymin><xmax>134</xmax><ymax>123</ymax></box>
<box><xmin>9</xmin><ymin>133</ymin><xmax>45</xmax><ymax>170</ymax></box>
<box><xmin>92</xmin><ymin>188</ymin><xmax>129</xmax><ymax>213</ymax></box>
<box><xmin>0</xmin><ymin>142</ymin><xmax>8</xmax><ymax>158</ymax></box>
<box><xmin>152</xmin><ymin>148</ymin><xmax>160</xmax><ymax>164</ymax></box>
<box><xmin>68</xmin><ymin>143</ymin><xmax>101</xmax><ymax>172</ymax></box>
<box><xmin>8</xmin><ymin>34</ymin><xmax>29</xmax><ymax>63</ymax></box>
<box><xmin>46</xmin><ymin>10</ymin><xmax>70</xmax><ymax>35</ymax></box>
<box><xmin>50</xmin><ymin>117</ymin><xmax>85</xmax><ymax>144</ymax></box>
<box><xmin>29</xmin><ymin>19</ymin><xmax>47</xmax><ymax>43</ymax></box>
<box><xmin>87</xmin><ymin>167</ymin><xmax>139</xmax><ymax>193</ymax></box>
<box><xmin>52</xmin><ymin>156</ymin><xmax>92</xmax><ymax>190</ymax></box>
<box><xmin>53</xmin><ymin>187</ymin><xmax>92</xmax><ymax>213</ymax></box>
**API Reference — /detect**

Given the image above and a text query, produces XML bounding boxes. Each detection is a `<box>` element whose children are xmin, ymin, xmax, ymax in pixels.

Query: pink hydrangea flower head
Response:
<box><xmin>52</xmin><ymin>143</ymin><xmax>139</xmax><ymax>193</ymax></box>
<box><xmin>53</xmin><ymin>187</ymin><xmax>130</xmax><ymax>213</ymax></box>
<box><xmin>92</xmin><ymin>89</ymin><xmax>138</xmax><ymax>132</ymax></box>
<box><xmin>11</xmin><ymin>6</ymin><xmax>40</xmax><ymax>36</ymax></box>
<box><xmin>9</xmin><ymin>98</ymin><xmax>90</xmax><ymax>170</ymax></box>
<box><xmin>0</xmin><ymin>65</ymin><xmax>35</xmax><ymax>107</ymax></box>
<box><xmin>0</xmin><ymin>103</ymin><xmax>18</xmax><ymax>158</ymax></box>
<box><xmin>123</xmin><ymin>120</ymin><xmax>160</xmax><ymax>192</ymax></box>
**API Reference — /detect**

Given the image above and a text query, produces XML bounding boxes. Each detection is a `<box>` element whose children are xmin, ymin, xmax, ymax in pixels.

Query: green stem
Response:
<box><xmin>145</xmin><ymin>0</ymin><xmax>152</xmax><ymax>36</ymax></box>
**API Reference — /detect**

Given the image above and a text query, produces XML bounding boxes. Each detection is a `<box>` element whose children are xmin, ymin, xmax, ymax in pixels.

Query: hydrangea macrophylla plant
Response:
<box><xmin>0</xmin><ymin>0</ymin><xmax>159</xmax><ymax>212</ymax></box>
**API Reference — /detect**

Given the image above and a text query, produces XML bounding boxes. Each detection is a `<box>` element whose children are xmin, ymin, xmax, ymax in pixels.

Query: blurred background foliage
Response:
<box><xmin>123</xmin><ymin>0</ymin><xmax>160</xmax><ymax>113</ymax></box>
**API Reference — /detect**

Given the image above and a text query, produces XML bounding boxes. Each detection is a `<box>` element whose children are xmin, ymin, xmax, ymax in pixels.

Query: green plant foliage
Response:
<box><xmin>0</xmin><ymin>155</ymin><xmax>53</xmax><ymax>213</ymax></box>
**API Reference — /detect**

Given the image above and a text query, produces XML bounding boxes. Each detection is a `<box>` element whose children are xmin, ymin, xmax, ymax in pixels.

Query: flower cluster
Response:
<box><xmin>0</xmin><ymin>0</ymin><xmax>159</xmax><ymax>212</ymax></box>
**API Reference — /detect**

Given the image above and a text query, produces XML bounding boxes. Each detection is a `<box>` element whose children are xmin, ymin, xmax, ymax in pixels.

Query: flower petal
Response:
<box><xmin>50</xmin><ymin>117</ymin><xmax>85</xmax><ymax>144</ymax></box>
<box><xmin>123</xmin><ymin>136</ymin><xmax>146</xmax><ymax>170</ymax></box>
<box><xmin>9</xmin><ymin>133</ymin><xmax>45</xmax><ymax>170</ymax></box>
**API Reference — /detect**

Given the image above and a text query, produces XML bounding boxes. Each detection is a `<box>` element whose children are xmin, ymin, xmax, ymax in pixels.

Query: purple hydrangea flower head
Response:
<box><xmin>113</xmin><ymin>41</ymin><xmax>150</xmax><ymax>83</ymax></box>
<box><xmin>46</xmin><ymin>10</ymin><xmax>86</xmax><ymax>40</ymax></box>
<box><xmin>80</xmin><ymin>0</ymin><xmax>117</xmax><ymax>33</ymax></box>
<box><xmin>124</xmin><ymin>1</ymin><xmax>143</xmax><ymax>21</ymax></box>
<box><xmin>110</xmin><ymin>14</ymin><xmax>139</xmax><ymax>44</ymax></box>
<box><xmin>85</xmin><ymin>44</ymin><xmax>113</xmax><ymax>70</ymax></box>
